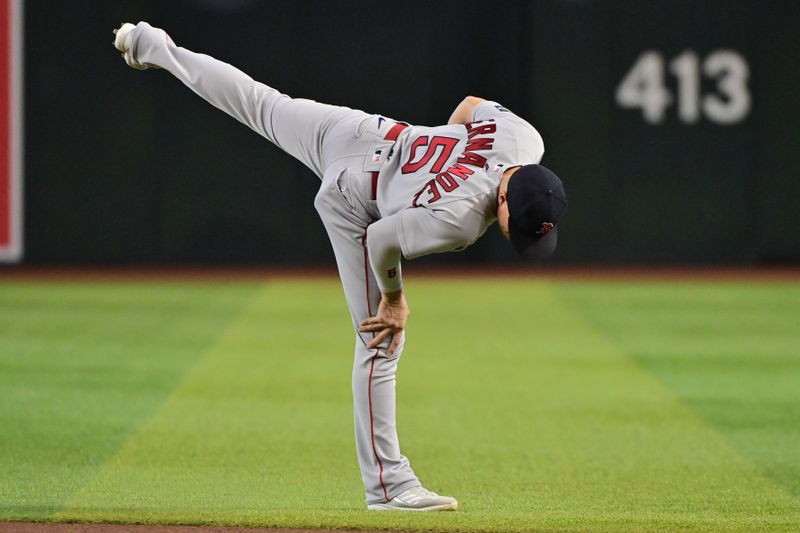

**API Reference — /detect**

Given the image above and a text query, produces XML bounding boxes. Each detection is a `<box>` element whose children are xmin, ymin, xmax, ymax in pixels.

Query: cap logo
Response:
<box><xmin>536</xmin><ymin>222</ymin><xmax>554</xmax><ymax>236</ymax></box>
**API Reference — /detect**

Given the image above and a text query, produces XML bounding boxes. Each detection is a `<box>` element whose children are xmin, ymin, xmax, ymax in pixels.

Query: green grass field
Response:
<box><xmin>1</xmin><ymin>275</ymin><xmax>799</xmax><ymax>532</ymax></box>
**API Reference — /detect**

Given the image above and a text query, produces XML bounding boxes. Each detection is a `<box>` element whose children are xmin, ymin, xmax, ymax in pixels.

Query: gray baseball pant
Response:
<box><xmin>131</xmin><ymin>23</ymin><xmax>420</xmax><ymax>504</ymax></box>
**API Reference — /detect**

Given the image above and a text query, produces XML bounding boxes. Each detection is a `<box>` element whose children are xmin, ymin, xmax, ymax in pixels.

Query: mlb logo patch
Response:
<box><xmin>372</xmin><ymin>149</ymin><xmax>383</xmax><ymax>163</ymax></box>
<box><xmin>491</xmin><ymin>163</ymin><xmax>505</xmax><ymax>173</ymax></box>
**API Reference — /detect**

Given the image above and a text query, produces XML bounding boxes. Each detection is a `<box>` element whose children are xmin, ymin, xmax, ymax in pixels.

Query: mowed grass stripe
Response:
<box><xmin>394</xmin><ymin>280</ymin><xmax>798</xmax><ymax>532</ymax></box>
<box><xmin>0</xmin><ymin>281</ymin><xmax>259</xmax><ymax>520</ymax></box>
<box><xmin>52</xmin><ymin>280</ymin><xmax>362</xmax><ymax>523</ymax></box>
<box><xmin>49</xmin><ymin>279</ymin><xmax>799</xmax><ymax>532</ymax></box>
<box><xmin>554</xmin><ymin>281</ymin><xmax>800</xmax><ymax>498</ymax></box>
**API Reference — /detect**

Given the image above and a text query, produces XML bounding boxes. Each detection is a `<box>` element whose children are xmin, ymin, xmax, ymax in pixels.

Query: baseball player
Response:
<box><xmin>113</xmin><ymin>21</ymin><xmax>567</xmax><ymax>512</ymax></box>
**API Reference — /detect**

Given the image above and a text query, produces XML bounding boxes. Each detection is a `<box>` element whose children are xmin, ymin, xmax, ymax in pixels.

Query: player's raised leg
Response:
<box><xmin>113</xmin><ymin>21</ymin><xmax>366</xmax><ymax>179</ymax></box>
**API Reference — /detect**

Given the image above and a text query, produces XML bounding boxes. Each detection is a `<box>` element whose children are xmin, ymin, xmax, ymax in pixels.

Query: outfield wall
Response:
<box><xmin>15</xmin><ymin>0</ymin><xmax>800</xmax><ymax>266</ymax></box>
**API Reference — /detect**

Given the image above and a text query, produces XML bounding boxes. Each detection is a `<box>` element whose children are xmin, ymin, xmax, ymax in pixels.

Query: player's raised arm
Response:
<box><xmin>447</xmin><ymin>96</ymin><xmax>487</xmax><ymax>125</ymax></box>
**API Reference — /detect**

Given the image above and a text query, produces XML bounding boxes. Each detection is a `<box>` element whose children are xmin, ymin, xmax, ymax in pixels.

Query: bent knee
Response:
<box><xmin>313</xmin><ymin>178</ymin><xmax>341</xmax><ymax>218</ymax></box>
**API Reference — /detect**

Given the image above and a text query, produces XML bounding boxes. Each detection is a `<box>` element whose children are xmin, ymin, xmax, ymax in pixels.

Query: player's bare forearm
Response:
<box><xmin>447</xmin><ymin>96</ymin><xmax>486</xmax><ymax>125</ymax></box>
<box><xmin>381</xmin><ymin>288</ymin><xmax>404</xmax><ymax>305</ymax></box>
<box><xmin>359</xmin><ymin>289</ymin><xmax>409</xmax><ymax>356</ymax></box>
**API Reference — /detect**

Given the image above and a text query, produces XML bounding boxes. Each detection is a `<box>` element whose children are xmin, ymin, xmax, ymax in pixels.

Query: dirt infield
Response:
<box><xmin>0</xmin><ymin>524</ymin><xmax>387</xmax><ymax>533</ymax></box>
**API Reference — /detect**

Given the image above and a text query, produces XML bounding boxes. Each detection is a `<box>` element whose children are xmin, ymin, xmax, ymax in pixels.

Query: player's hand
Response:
<box><xmin>359</xmin><ymin>290</ymin><xmax>409</xmax><ymax>357</ymax></box>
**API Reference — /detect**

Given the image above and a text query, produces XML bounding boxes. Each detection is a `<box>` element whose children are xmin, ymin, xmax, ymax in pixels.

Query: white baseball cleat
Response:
<box><xmin>367</xmin><ymin>485</ymin><xmax>458</xmax><ymax>511</ymax></box>
<box><xmin>112</xmin><ymin>22</ymin><xmax>149</xmax><ymax>70</ymax></box>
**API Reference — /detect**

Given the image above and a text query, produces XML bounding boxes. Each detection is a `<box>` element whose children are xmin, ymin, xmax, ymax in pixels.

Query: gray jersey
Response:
<box><xmin>373</xmin><ymin>104</ymin><xmax>544</xmax><ymax>260</ymax></box>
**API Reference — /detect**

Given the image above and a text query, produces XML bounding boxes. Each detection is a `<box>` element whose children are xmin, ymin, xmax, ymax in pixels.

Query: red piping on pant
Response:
<box><xmin>363</xmin><ymin>232</ymin><xmax>389</xmax><ymax>502</ymax></box>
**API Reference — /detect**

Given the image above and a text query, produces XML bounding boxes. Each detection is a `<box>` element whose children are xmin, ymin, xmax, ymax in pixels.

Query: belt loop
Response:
<box><xmin>371</xmin><ymin>171</ymin><xmax>379</xmax><ymax>201</ymax></box>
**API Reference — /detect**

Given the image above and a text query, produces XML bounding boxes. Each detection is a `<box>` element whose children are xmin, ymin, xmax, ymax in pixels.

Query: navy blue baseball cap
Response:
<box><xmin>506</xmin><ymin>164</ymin><xmax>568</xmax><ymax>259</ymax></box>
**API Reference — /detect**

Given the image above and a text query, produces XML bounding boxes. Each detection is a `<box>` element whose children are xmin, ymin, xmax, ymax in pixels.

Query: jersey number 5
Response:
<box><xmin>401</xmin><ymin>136</ymin><xmax>460</xmax><ymax>174</ymax></box>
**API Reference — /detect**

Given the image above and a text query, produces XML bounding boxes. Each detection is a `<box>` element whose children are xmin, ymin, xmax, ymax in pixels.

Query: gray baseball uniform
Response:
<box><xmin>126</xmin><ymin>22</ymin><xmax>544</xmax><ymax>505</ymax></box>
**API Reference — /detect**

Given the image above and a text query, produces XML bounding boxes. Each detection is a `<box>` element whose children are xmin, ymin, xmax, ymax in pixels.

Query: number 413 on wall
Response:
<box><xmin>615</xmin><ymin>50</ymin><xmax>750</xmax><ymax>125</ymax></box>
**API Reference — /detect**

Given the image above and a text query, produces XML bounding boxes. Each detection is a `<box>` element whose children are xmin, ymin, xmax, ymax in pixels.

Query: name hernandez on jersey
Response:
<box><xmin>371</xmin><ymin>101</ymin><xmax>544</xmax><ymax>279</ymax></box>
<box><xmin>410</xmin><ymin>120</ymin><xmax>497</xmax><ymax>207</ymax></box>
<box><xmin>376</xmin><ymin>101</ymin><xmax>543</xmax><ymax>222</ymax></box>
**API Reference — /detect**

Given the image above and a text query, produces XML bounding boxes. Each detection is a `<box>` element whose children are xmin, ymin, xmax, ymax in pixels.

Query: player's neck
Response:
<box><xmin>493</xmin><ymin>168</ymin><xmax>516</xmax><ymax>216</ymax></box>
